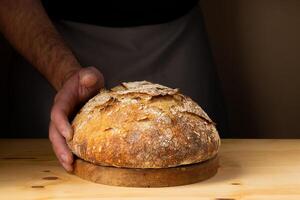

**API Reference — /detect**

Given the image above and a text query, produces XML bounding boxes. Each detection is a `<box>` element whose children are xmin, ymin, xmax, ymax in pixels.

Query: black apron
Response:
<box><xmin>7</xmin><ymin>6</ymin><xmax>228</xmax><ymax>137</ymax></box>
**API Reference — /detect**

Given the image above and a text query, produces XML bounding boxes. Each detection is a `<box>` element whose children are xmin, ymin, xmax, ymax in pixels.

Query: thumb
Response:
<box><xmin>79</xmin><ymin>66</ymin><xmax>104</xmax><ymax>88</ymax></box>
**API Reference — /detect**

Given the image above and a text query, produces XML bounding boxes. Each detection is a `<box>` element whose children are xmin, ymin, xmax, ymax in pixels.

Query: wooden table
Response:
<box><xmin>0</xmin><ymin>139</ymin><xmax>299</xmax><ymax>200</ymax></box>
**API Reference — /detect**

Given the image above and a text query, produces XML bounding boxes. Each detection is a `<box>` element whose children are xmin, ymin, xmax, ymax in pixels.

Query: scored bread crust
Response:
<box><xmin>68</xmin><ymin>81</ymin><xmax>220</xmax><ymax>168</ymax></box>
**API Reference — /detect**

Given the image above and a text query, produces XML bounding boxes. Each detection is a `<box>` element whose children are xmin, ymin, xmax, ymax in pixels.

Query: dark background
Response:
<box><xmin>0</xmin><ymin>1</ymin><xmax>299</xmax><ymax>138</ymax></box>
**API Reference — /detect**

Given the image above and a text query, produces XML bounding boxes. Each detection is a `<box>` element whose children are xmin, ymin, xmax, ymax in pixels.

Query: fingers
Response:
<box><xmin>50</xmin><ymin>67</ymin><xmax>104</xmax><ymax>142</ymax></box>
<box><xmin>50</xmin><ymin>79</ymin><xmax>78</xmax><ymax>141</ymax></box>
<box><xmin>76</xmin><ymin>67</ymin><xmax>104</xmax><ymax>104</ymax></box>
<box><xmin>49</xmin><ymin>66</ymin><xmax>105</xmax><ymax>173</ymax></box>
<box><xmin>79</xmin><ymin>67</ymin><xmax>98</xmax><ymax>87</ymax></box>
<box><xmin>49</xmin><ymin>121</ymin><xmax>73</xmax><ymax>172</ymax></box>
<box><xmin>50</xmin><ymin>103</ymin><xmax>74</xmax><ymax>141</ymax></box>
<box><xmin>79</xmin><ymin>66</ymin><xmax>104</xmax><ymax>90</ymax></box>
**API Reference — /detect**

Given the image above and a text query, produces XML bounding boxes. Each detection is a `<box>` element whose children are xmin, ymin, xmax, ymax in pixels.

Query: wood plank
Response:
<box><xmin>0</xmin><ymin>139</ymin><xmax>300</xmax><ymax>199</ymax></box>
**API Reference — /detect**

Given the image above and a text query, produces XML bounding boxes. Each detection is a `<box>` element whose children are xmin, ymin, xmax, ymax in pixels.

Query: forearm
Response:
<box><xmin>0</xmin><ymin>0</ymin><xmax>81</xmax><ymax>90</ymax></box>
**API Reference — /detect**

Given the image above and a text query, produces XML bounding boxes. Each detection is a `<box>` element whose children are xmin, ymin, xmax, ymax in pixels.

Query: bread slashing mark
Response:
<box><xmin>137</xmin><ymin>116</ymin><xmax>149</xmax><ymax>121</ymax></box>
<box><xmin>115</xmin><ymin>81</ymin><xmax>179</xmax><ymax>96</ymax></box>
<box><xmin>104</xmin><ymin>127</ymin><xmax>113</xmax><ymax>131</ymax></box>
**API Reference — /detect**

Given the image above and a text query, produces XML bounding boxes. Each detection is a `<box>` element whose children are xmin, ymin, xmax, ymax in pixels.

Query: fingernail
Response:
<box><xmin>62</xmin><ymin>162</ymin><xmax>73</xmax><ymax>173</ymax></box>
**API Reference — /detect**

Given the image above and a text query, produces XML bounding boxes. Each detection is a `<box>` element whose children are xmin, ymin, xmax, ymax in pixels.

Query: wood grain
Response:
<box><xmin>0</xmin><ymin>139</ymin><xmax>300</xmax><ymax>200</ymax></box>
<box><xmin>73</xmin><ymin>156</ymin><xmax>219</xmax><ymax>187</ymax></box>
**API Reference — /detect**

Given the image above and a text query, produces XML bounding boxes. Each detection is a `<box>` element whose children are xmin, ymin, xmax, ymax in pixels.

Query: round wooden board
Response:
<box><xmin>73</xmin><ymin>155</ymin><xmax>219</xmax><ymax>187</ymax></box>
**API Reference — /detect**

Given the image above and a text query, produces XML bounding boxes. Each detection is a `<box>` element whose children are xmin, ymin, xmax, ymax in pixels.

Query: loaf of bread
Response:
<box><xmin>68</xmin><ymin>81</ymin><xmax>220</xmax><ymax>168</ymax></box>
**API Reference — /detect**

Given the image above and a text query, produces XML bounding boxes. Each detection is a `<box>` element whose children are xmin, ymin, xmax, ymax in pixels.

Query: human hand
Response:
<box><xmin>49</xmin><ymin>66</ymin><xmax>104</xmax><ymax>172</ymax></box>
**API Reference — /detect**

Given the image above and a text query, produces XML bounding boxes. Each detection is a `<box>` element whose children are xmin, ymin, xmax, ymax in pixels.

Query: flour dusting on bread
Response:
<box><xmin>68</xmin><ymin>81</ymin><xmax>220</xmax><ymax>168</ymax></box>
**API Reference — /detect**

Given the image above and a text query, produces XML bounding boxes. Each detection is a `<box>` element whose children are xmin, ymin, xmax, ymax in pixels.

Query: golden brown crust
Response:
<box><xmin>68</xmin><ymin>81</ymin><xmax>220</xmax><ymax>168</ymax></box>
